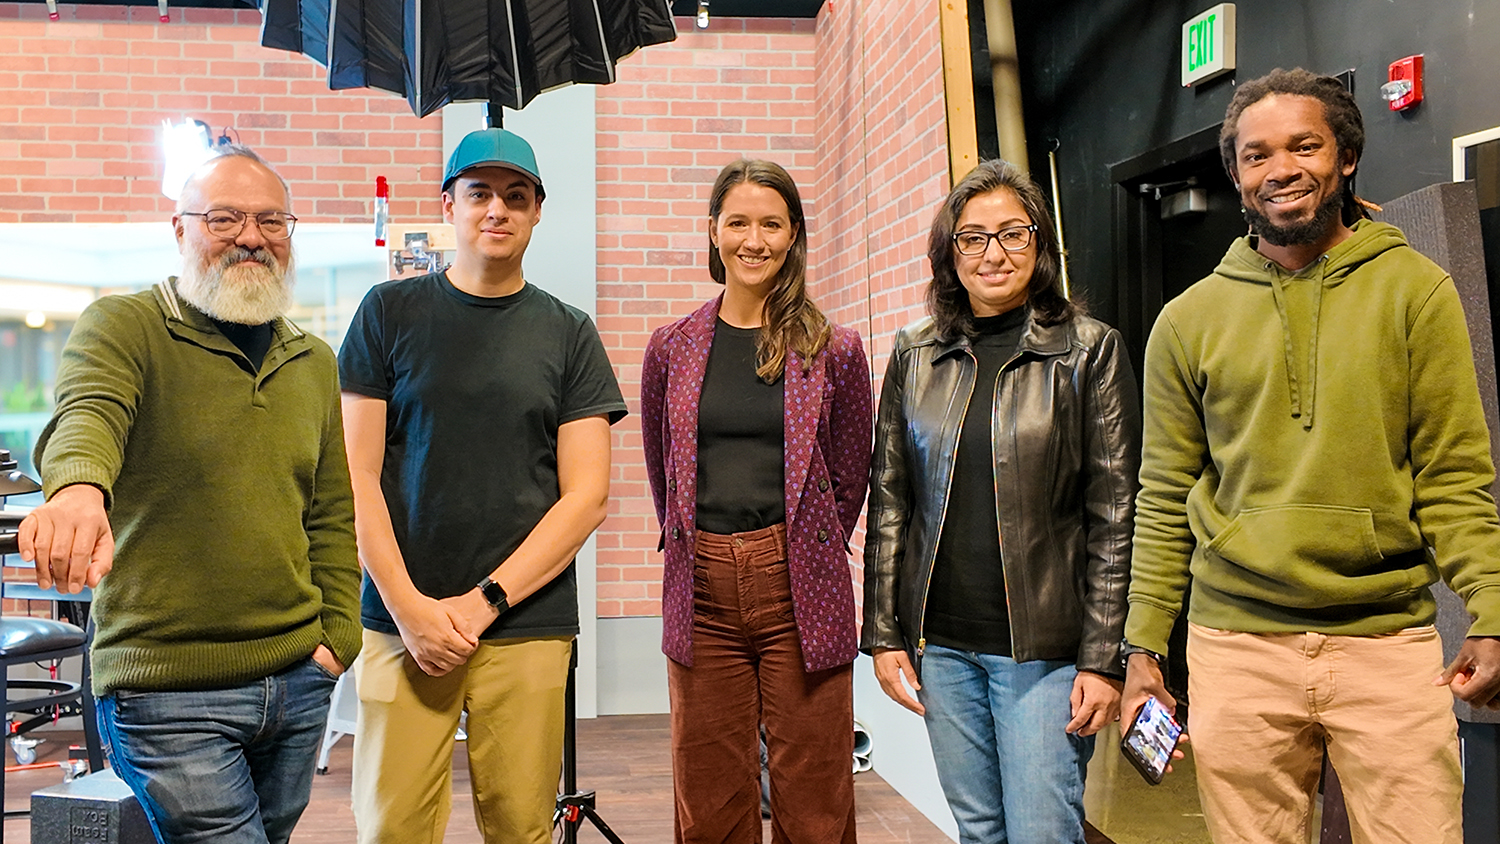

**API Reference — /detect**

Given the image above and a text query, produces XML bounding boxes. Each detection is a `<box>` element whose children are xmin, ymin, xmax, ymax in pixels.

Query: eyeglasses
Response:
<box><xmin>953</xmin><ymin>224</ymin><xmax>1037</xmax><ymax>255</ymax></box>
<box><xmin>181</xmin><ymin>208</ymin><xmax>298</xmax><ymax>241</ymax></box>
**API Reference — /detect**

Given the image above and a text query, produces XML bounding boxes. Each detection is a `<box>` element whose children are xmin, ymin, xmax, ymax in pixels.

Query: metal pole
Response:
<box><xmin>1048</xmin><ymin>146</ymin><xmax>1071</xmax><ymax>299</ymax></box>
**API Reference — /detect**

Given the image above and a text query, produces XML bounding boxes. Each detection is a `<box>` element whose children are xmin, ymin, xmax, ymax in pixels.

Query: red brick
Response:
<box><xmin>129</xmin><ymin>40</ymin><xmax>181</xmax><ymax>58</ymax></box>
<box><xmin>236</xmin><ymin>79</ymin><xmax>292</xmax><ymax>96</ymax></box>
<box><xmin>155</xmin><ymin>93</ymin><xmax>210</xmax><ymax>110</ymax></box>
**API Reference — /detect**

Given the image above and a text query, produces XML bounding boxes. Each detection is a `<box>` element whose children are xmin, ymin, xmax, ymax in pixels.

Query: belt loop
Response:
<box><xmin>772</xmin><ymin>522</ymin><xmax>788</xmax><ymax>559</ymax></box>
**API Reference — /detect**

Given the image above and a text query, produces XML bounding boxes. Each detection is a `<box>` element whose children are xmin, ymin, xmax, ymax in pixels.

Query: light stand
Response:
<box><xmin>552</xmin><ymin>640</ymin><xmax>625</xmax><ymax>844</ymax></box>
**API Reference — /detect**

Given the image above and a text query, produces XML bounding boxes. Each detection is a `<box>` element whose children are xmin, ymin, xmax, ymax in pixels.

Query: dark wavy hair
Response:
<box><xmin>1219</xmin><ymin>67</ymin><xmax>1369</xmax><ymax>225</ymax></box>
<box><xmin>707</xmin><ymin>159</ymin><xmax>830</xmax><ymax>382</ymax></box>
<box><xmin>926</xmin><ymin>159</ymin><xmax>1077</xmax><ymax>341</ymax></box>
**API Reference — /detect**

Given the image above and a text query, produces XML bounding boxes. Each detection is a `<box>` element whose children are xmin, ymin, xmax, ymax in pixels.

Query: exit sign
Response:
<box><xmin>1182</xmin><ymin>4</ymin><xmax>1236</xmax><ymax>87</ymax></box>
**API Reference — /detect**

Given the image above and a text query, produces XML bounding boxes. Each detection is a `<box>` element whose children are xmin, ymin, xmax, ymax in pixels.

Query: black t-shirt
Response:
<box><xmin>210</xmin><ymin>317</ymin><xmax>273</xmax><ymax>371</ymax></box>
<box><xmin>338</xmin><ymin>273</ymin><xmax>627</xmax><ymax>640</ymax></box>
<box><xmin>695</xmin><ymin>319</ymin><xmax>785</xmax><ymax>534</ymax></box>
<box><xmin>926</xmin><ymin>308</ymin><xmax>1027</xmax><ymax>656</ymax></box>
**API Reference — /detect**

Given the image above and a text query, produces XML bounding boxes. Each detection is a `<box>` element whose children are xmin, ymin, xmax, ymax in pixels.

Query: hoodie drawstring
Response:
<box><xmin>1304</xmin><ymin>268</ymin><xmax>1324</xmax><ymax>430</ymax></box>
<box><xmin>1267</xmin><ymin>259</ymin><xmax>1326</xmax><ymax>431</ymax></box>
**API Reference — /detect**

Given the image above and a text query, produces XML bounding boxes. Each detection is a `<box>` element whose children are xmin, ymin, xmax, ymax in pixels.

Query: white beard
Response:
<box><xmin>177</xmin><ymin>246</ymin><xmax>296</xmax><ymax>325</ymax></box>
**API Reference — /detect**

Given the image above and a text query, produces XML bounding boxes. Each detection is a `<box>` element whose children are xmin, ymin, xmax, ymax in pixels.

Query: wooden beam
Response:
<box><xmin>939</xmin><ymin>0</ymin><xmax>980</xmax><ymax>186</ymax></box>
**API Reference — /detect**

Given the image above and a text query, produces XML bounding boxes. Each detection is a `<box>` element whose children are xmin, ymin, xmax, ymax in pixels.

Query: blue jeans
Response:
<box><xmin>96</xmin><ymin>656</ymin><xmax>338</xmax><ymax>844</ymax></box>
<box><xmin>918</xmin><ymin>645</ymin><xmax>1093</xmax><ymax>844</ymax></box>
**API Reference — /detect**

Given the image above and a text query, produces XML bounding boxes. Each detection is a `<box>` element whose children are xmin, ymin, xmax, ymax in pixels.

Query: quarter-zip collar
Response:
<box><xmin>153</xmin><ymin>277</ymin><xmax>312</xmax><ymax>381</ymax></box>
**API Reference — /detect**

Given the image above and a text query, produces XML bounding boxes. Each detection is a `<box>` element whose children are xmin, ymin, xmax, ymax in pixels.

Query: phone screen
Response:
<box><xmin>1120</xmin><ymin>696</ymin><xmax>1183</xmax><ymax>785</ymax></box>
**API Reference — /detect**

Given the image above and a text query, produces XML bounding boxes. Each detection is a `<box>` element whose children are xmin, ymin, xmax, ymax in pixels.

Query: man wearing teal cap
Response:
<box><xmin>339</xmin><ymin>128</ymin><xmax>627</xmax><ymax>843</ymax></box>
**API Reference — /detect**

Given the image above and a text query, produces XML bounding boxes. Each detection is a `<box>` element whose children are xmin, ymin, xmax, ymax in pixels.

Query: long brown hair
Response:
<box><xmin>926</xmin><ymin>159</ymin><xmax>1078</xmax><ymax>341</ymax></box>
<box><xmin>707</xmin><ymin>159</ymin><xmax>830</xmax><ymax>382</ymax></box>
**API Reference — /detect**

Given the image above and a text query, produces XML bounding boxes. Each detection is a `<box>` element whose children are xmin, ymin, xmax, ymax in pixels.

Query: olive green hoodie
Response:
<box><xmin>1127</xmin><ymin>220</ymin><xmax>1500</xmax><ymax>654</ymax></box>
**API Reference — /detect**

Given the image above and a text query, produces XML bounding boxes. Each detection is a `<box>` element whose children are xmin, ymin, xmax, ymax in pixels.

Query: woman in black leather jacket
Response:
<box><xmin>861</xmin><ymin>159</ymin><xmax>1140</xmax><ymax>843</ymax></box>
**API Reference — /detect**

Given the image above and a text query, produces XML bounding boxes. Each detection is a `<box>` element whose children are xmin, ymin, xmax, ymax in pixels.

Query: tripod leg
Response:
<box><xmin>553</xmin><ymin>640</ymin><xmax>627</xmax><ymax>844</ymax></box>
<box><xmin>580</xmin><ymin>805</ymin><xmax>627</xmax><ymax>844</ymax></box>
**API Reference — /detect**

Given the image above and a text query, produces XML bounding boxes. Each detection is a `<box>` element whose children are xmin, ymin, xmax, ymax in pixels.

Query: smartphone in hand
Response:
<box><xmin>1120</xmin><ymin>695</ymin><xmax>1184</xmax><ymax>785</ymax></box>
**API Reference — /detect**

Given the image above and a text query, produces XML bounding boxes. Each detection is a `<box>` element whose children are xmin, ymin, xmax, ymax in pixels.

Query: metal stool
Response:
<box><xmin>0</xmin><ymin>451</ymin><xmax>105</xmax><ymax>843</ymax></box>
<box><xmin>0</xmin><ymin>616</ymin><xmax>105</xmax><ymax>842</ymax></box>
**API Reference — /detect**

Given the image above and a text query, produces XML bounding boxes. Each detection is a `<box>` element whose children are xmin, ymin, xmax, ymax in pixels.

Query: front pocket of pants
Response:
<box><xmin>692</xmin><ymin>563</ymin><xmax>714</xmax><ymax>619</ymax></box>
<box><xmin>762</xmin><ymin>561</ymin><xmax>796</xmax><ymax>621</ymax></box>
<box><xmin>354</xmin><ymin>634</ymin><xmax>402</xmax><ymax>704</ymax></box>
<box><xmin>309</xmin><ymin>657</ymin><xmax>341</xmax><ymax>683</ymax></box>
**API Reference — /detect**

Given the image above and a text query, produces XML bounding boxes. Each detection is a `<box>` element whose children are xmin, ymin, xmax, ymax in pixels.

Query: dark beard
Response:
<box><xmin>1244</xmin><ymin>179</ymin><xmax>1345</xmax><ymax>247</ymax></box>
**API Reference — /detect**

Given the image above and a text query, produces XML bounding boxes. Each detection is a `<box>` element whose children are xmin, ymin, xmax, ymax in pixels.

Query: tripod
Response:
<box><xmin>553</xmin><ymin>640</ymin><xmax>625</xmax><ymax>844</ymax></box>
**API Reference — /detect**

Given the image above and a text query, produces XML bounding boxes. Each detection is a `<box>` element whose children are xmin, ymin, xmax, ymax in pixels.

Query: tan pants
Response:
<box><xmin>1186</xmin><ymin>623</ymin><xmax>1462</xmax><ymax>844</ymax></box>
<box><xmin>351</xmin><ymin>630</ymin><xmax>572</xmax><ymax>844</ymax></box>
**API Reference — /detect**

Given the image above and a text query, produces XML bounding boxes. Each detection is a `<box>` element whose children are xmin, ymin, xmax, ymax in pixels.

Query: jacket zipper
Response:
<box><xmin>993</xmin><ymin>350</ymin><xmax>1025</xmax><ymax>656</ymax></box>
<box><xmin>915</xmin><ymin>347</ymin><xmax>977</xmax><ymax>657</ymax></box>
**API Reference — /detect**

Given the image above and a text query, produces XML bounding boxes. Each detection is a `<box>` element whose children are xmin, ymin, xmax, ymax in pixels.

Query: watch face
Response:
<box><xmin>480</xmin><ymin>578</ymin><xmax>507</xmax><ymax>608</ymax></box>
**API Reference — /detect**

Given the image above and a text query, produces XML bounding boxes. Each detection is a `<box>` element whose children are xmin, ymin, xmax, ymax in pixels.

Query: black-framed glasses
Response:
<box><xmin>953</xmin><ymin>224</ymin><xmax>1037</xmax><ymax>255</ymax></box>
<box><xmin>181</xmin><ymin>208</ymin><xmax>298</xmax><ymax>241</ymax></box>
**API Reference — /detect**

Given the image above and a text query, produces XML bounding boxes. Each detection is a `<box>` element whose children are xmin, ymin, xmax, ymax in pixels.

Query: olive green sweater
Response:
<box><xmin>35</xmin><ymin>280</ymin><xmax>361</xmax><ymax>695</ymax></box>
<box><xmin>1128</xmin><ymin>220</ymin><xmax>1500</xmax><ymax>654</ymax></box>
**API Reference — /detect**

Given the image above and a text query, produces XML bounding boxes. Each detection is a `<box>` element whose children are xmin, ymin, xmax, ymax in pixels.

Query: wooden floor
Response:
<box><xmin>3</xmin><ymin>715</ymin><xmax>957</xmax><ymax>844</ymax></box>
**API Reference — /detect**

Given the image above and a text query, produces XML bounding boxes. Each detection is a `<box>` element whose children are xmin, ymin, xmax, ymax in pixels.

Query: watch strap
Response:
<box><xmin>1119</xmin><ymin>640</ymin><xmax>1165</xmax><ymax>671</ymax></box>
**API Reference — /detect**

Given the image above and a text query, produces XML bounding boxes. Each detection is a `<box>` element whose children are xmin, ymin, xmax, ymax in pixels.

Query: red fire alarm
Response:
<box><xmin>1381</xmin><ymin>55</ymin><xmax>1424</xmax><ymax>111</ymax></box>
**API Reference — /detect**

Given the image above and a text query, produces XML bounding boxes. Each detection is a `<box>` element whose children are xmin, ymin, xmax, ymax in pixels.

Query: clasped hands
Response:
<box><xmin>393</xmin><ymin>588</ymin><xmax>500</xmax><ymax>676</ymax></box>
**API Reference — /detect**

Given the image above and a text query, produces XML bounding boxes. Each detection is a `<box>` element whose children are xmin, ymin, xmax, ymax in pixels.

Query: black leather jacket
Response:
<box><xmin>860</xmin><ymin>312</ymin><xmax>1140</xmax><ymax>677</ymax></box>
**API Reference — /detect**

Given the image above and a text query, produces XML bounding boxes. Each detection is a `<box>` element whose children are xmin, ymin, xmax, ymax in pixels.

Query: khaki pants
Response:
<box><xmin>351</xmin><ymin>630</ymin><xmax>572</xmax><ymax>844</ymax></box>
<box><xmin>1186</xmin><ymin>623</ymin><xmax>1462</xmax><ymax>844</ymax></box>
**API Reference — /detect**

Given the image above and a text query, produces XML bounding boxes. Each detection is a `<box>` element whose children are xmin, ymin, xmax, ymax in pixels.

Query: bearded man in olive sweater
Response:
<box><xmin>17</xmin><ymin>147</ymin><xmax>360</xmax><ymax>844</ymax></box>
<box><xmin>1123</xmin><ymin>69</ymin><xmax>1500</xmax><ymax>844</ymax></box>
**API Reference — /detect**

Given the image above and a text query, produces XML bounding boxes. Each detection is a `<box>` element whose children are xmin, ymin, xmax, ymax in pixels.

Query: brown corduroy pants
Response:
<box><xmin>667</xmin><ymin>523</ymin><xmax>858</xmax><ymax>844</ymax></box>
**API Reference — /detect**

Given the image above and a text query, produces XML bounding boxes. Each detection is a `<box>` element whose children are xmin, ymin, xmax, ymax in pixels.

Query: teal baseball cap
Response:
<box><xmin>441</xmin><ymin>128</ymin><xmax>545</xmax><ymax>198</ymax></box>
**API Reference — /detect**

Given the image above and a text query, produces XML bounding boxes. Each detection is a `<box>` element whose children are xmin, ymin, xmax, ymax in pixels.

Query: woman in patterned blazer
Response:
<box><xmin>641</xmin><ymin>158</ymin><xmax>873</xmax><ymax>844</ymax></box>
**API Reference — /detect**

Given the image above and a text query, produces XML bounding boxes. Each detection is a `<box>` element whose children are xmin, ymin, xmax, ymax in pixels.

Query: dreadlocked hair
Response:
<box><xmin>1219</xmin><ymin>67</ymin><xmax>1370</xmax><ymax>225</ymax></box>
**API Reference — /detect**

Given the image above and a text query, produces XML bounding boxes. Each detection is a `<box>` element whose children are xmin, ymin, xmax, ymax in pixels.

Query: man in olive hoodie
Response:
<box><xmin>1123</xmin><ymin>68</ymin><xmax>1500</xmax><ymax>843</ymax></box>
<box><xmin>17</xmin><ymin>147</ymin><xmax>360</xmax><ymax>844</ymax></box>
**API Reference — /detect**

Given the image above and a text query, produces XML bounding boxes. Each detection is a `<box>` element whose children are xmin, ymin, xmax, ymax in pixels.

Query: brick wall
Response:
<box><xmin>0</xmin><ymin>3</ymin><xmax>443</xmax><ymax>224</ymax></box>
<box><xmin>593</xmin><ymin>16</ymin><xmax>819</xmax><ymax>618</ymax></box>
<box><xmin>811</xmin><ymin>1</ymin><xmax>948</xmax><ymax>363</ymax></box>
<box><xmin>807</xmin><ymin>0</ymin><xmax>950</xmax><ymax>613</ymax></box>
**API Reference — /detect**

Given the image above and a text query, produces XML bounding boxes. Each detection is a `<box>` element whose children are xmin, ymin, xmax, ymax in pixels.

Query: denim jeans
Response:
<box><xmin>918</xmin><ymin>644</ymin><xmax>1093</xmax><ymax>844</ymax></box>
<box><xmin>96</xmin><ymin>656</ymin><xmax>338</xmax><ymax>844</ymax></box>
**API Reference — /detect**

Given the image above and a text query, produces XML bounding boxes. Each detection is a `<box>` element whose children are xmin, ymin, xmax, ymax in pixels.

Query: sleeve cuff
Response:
<box><xmin>1460</xmin><ymin>585</ymin><xmax>1500</xmax><ymax>638</ymax></box>
<box><xmin>320</xmin><ymin>616</ymin><xmax>364</xmax><ymax>670</ymax></box>
<box><xmin>41</xmin><ymin>463</ymin><xmax>114</xmax><ymax>509</ymax></box>
<box><xmin>1124</xmin><ymin>601</ymin><xmax>1179</xmax><ymax>656</ymax></box>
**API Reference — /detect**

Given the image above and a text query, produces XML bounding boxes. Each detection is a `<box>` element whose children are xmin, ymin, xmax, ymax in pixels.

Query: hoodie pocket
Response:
<box><xmin>1205</xmin><ymin>505</ymin><xmax>1417</xmax><ymax>607</ymax></box>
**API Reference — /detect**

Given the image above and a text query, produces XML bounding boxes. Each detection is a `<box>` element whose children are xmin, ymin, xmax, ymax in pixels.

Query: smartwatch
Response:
<box><xmin>477</xmin><ymin>576</ymin><xmax>510</xmax><ymax>616</ymax></box>
<box><xmin>1119</xmin><ymin>639</ymin><xmax>1165</xmax><ymax>672</ymax></box>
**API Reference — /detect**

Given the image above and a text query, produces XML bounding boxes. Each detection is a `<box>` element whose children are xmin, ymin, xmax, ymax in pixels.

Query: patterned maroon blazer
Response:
<box><xmin>641</xmin><ymin>296</ymin><xmax>874</xmax><ymax>673</ymax></box>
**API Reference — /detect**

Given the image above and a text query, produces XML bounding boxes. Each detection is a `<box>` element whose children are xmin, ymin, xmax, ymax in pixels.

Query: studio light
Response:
<box><xmin>160</xmin><ymin>118</ymin><xmax>215</xmax><ymax>201</ymax></box>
